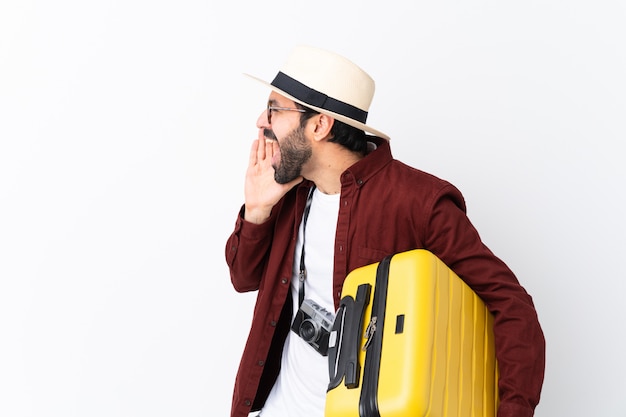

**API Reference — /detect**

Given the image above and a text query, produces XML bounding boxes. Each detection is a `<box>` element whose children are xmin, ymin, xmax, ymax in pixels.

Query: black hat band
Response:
<box><xmin>271</xmin><ymin>71</ymin><xmax>368</xmax><ymax>124</ymax></box>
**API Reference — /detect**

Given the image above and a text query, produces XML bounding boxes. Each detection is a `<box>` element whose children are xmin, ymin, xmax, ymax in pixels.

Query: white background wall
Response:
<box><xmin>1</xmin><ymin>1</ymin><xmax>624</xmax><ymax>416</ymax></box>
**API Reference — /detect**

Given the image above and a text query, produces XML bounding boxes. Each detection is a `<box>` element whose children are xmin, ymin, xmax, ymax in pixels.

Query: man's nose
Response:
<box><xmin>256</xmin><ymin>109</ymin><xmax>269</xmax><ymax>129</ymax></box>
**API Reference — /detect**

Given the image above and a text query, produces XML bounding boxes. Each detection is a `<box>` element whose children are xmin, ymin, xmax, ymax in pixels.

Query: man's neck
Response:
<box><xmin>306</xmin><ymin>147</ymin><xmax>363</xmax><ymax>195</ymax></box>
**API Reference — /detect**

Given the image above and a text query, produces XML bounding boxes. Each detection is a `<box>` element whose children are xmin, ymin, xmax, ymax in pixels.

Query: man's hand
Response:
<box><xmin>243</xmin><ymin>132</ymin><xmax>303</xmax><ymax>224</ymax></box>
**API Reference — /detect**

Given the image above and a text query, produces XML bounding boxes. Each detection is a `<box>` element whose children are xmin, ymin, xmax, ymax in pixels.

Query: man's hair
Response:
<box><xmin>296</xmin><ymin>103</ymin><xmax>368</xmax><ymax>154</ymax></box>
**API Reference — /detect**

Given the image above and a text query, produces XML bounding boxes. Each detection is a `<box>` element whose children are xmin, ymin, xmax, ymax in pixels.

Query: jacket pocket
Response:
<box><xmin>356</xmin><ymin>246</ymin><xmax>390</xmax><ymax>265</ymax></box>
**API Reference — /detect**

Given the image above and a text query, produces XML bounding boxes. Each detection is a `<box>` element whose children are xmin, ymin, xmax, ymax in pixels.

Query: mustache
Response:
<box><xmin>263</xmin><ymin>128</ymin><xmax>277</xmax><ymax>141</ymax></box>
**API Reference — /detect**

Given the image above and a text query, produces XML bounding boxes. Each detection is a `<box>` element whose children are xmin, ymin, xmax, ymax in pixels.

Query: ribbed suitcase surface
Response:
<box><xmin>326</xmin><ymin>249</ymin><xmax>499</xmax><ymax>417</ymax></box>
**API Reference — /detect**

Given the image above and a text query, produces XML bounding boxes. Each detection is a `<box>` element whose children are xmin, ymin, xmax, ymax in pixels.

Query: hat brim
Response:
<box><xmin>244</xmin><ymin>73</ymin><xmax>390</xmax><ymax>141</ymax></box>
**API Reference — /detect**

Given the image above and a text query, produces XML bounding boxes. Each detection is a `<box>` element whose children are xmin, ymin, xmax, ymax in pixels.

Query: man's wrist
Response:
<box><xmin>243</xmin><ymin>205</ymin><xmax>272</xmax><ymax>224</ymax></box>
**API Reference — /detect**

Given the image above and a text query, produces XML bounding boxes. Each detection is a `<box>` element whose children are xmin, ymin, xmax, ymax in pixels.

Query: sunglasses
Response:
<box><xmin>267</xmin><ymin>104</ymin><xmax>307</xmax><ymax>124</ymax></box>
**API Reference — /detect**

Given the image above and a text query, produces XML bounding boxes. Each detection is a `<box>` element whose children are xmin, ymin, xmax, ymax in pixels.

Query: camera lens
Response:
<box><xmin>299</xmin><ymin>319</ymin><xmax>320</xmax><ymax>342</ymax></box>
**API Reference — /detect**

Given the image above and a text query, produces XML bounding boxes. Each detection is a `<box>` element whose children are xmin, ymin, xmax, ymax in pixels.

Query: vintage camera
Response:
<box><xmin>291</xmin><ymin>299</ymin><xmax>335</xmax><ymax>356</ymax></box>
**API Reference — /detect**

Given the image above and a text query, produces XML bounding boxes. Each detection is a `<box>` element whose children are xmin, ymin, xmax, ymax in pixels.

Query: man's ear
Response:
<box><xmin>310</xmin><ymin>113</ymin><xmax>335</xmax><ymax>142</ymax></box>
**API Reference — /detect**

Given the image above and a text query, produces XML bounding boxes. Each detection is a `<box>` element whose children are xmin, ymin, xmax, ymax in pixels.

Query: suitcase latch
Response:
<box><xmin>362</xmin><ymin>316</ymin><xmax>377</xmax><ymax>351</ymax></box>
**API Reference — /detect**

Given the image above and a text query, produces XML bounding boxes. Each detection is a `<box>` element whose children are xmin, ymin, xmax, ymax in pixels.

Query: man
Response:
<box><xmin>225</xmin><ymin>45</ymin><xmax>545</xmax><ymax>417</ymax></box>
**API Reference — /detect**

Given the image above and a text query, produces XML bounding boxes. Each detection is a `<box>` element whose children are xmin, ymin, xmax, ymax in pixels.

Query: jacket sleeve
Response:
<box><xmin>423</xmin><ymin>184</ymin><xmax>545</xmax><ymax>417</ymax></box>
<box><xmin>225</xmin><ymin>205</ymin><xmax>276</xmax><ymax>293</ymax></box>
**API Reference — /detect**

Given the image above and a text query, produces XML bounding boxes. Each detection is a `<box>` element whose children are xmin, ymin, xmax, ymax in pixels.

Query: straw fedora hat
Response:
<box><xmin>245</xmin><ymin>45</ymin><xmax>389</xmax><ymax>140</ymax></box>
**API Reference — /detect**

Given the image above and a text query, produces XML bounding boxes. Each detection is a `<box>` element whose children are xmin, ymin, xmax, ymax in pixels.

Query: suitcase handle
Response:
<box><xmin>327</xmin><ymin>283</ymin><xmax>371</xmax><ymax>390</ymax></box>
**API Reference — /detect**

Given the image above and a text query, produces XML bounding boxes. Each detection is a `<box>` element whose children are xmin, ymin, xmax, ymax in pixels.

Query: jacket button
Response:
<box><xmin>270</xmin><ymin>320</ymin><xmax>277</xmax><ymax>327</ymax></box>
<box><xmin>244</xmin><ymin>400</ymin><xmax>251</xmax><ymax>406</ymax></box>
<box><xmin>281</xmin><ymin>278</ymin><xmax>288</xmax><ymax>284</ymax></box>
<box><xmin>258</xmin><ymin>360</ymin><xmax>265</xmax><ymax>366</ymax></box>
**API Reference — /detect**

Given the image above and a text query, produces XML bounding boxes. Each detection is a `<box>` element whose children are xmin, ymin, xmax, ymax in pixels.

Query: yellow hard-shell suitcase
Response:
<box><xmin>326</xmin><ymin>249</ymin><xmax>499</xmax><ymax>417</ymax></box>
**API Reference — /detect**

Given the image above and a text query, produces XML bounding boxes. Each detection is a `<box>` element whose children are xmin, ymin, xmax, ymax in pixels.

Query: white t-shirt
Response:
<box><xmin>259</xmin><ymin>188</ymin><xmax>340</xmax><ymax>417</ymax></box>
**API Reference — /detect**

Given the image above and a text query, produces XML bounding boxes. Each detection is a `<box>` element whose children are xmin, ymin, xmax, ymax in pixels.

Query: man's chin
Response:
<box><xmin>273</xmin><ymin>168</ymin><xmax>299</xmax><ymax>185</ymax></box>
<box><xmin>273</xmin><ymin>173</ymin><xmax>290</xmax><ymax>185</ymax></box>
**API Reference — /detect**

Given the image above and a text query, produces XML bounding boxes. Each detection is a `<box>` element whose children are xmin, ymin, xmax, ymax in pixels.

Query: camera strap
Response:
<box><xmin>297</xmin><ymin>185</ymin><xmax>316</xmax><ymax>307</ymax></box>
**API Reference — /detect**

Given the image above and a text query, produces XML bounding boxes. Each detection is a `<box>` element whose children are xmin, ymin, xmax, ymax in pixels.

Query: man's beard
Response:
<box><xmin>270</xmin><ymin>125</ymin><xmax>312</xmax><ymax>184</ymax></box>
